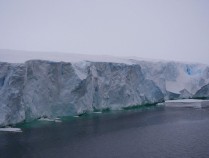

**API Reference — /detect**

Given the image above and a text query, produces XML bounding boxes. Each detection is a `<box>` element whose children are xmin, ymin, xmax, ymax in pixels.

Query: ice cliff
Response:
<box><xmin>0</xmin><ymin>50</ymin><xmax>209</xmax><ymax>126</ymax></box>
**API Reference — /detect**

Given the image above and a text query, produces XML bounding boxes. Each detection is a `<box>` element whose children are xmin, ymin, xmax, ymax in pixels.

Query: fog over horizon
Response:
<box><xmin>0</xmin><ymin>0</ymin><xmax>209</xmax><ymax>64</ymax></box>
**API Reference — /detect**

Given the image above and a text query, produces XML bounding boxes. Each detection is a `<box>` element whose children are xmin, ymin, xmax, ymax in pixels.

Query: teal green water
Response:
<box><xmin>16</xmin><ymin>104</ymin><xmax>157</xmax><ymax>129</ymax></box>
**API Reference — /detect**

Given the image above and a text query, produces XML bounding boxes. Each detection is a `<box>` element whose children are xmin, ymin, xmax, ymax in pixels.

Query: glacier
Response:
<box><xmin>0</xmin><ymin>49</ymin><xmax>209</xmax><ymax>126</ymax></box>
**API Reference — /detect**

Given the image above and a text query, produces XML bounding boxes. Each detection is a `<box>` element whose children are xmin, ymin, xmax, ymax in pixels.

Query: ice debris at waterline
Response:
<box><xmin>165</xmin><ymin>99</ymin><xmax>209</xmax><ymax>108</ymax></box>
<box><xmin>0</xmin><ymin>49</ymin><xmax>209</xmax><ymax>126</ymax></box>
<box><xmin>38</xmin><ymin>118</ymin><xmax>62</xmax><ymax>123</ymax></box>
<box><xmin>0</xmin><ymin>127</ymin><xmax>22</xmax><ymax>132</ymax></box>
<box><xmin>93</xmin><ymin>111</ymin><xmax>102</xmax><ymax>114</ymax></box>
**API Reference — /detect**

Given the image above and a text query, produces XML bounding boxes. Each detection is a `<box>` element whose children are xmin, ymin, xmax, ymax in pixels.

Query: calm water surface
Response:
<box><xmin>1</xmin><ymin>107</ymin><xmax>209</xmax><ymax>158</ymax></box>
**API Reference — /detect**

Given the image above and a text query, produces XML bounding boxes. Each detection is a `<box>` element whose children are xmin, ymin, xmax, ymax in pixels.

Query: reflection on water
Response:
<box><xmin>1</xmin><ymin>107</ymin><xmax>209</xmax><ymax>158</ymax></box>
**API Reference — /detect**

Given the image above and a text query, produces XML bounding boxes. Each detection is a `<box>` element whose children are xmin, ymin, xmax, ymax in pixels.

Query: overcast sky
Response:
<box><xmin>0</xmin><ymin>0</ymin><xmax>209</xmax><ymax>64</ymax></box>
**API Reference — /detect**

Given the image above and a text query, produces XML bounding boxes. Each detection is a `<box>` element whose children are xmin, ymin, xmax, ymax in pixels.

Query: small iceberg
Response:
<box><xmin>165</xmin><ymin>99</ymin><xmax>209</xmax><ymax>108</ymax></box>
<box><xmin>0</xmin><ymin>127</ymin><xmax>22</xmax><ymax>132</ymax></box>
<box><xmin>39</xmin><ymin>117</ymin><xmax>62</xmax><ymax>122</ymax></box>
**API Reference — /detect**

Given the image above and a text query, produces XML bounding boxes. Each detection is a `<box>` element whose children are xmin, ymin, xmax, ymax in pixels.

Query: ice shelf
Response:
<box><xmin>165</xmin><ymin>99</ymin><xmax>209</xmax><ymax>108</ymax></box>
<box><xmin>1</xmin><ymin>49</ymin><xmax>209</xmax><ymax>126</ymax></box>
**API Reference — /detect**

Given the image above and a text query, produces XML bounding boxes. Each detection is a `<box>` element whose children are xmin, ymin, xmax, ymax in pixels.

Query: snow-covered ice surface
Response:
<box><xmin>0</xmin><ymin>49</ymin><xmax>133</xmax><ymax>64</ymax></box>
<box><xmin>0</xmin><ymin>49</ymin><xmax>209</xmax><ymax>126</ymax></box>
<box><xmin>0</xmin><ymin>127</ymin><xmax>22</xmax><ymax>132</ymax></box>
<box><xmin>165</xmin><ymin>99</ymin><xmax>209</xmax><ymax>108</ymax></box>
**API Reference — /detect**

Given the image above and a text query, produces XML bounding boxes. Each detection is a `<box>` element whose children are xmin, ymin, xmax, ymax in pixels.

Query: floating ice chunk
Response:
<box><xmin>165</xmin><ymin>99</ymin><xmax>209</xmax><ymax>108</ymax></box>
<box><xmin>0</xmin><ymin>127</ymin><xmax>22</xmax><ymax>132</ymax></box>
<box><xmin>39</xmin><ymin>118</ymin><xmax>54</xmax><ymax>122</ymax></box>
<box><xmin>93</xmin><ymin>112</ymin><xmax>102</xmax><ymax>114</ymax></box>
<box><xmin>157</xmin><ymin>102</ymin><xmax>165</xmax><ymax>106</ymax></box>
<box><xmin>39</xmin><ymin>117</ymin><xmax>62</xmax><ymax>122</ymax></box>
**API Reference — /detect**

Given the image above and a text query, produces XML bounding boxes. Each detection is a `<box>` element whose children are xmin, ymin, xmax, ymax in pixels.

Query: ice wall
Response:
<box><xmin>0</xmin><ymin>55</ymin><xmax>209</xmax><ymax>126</ymax></box>
<box><xmin>0</xmin><ymin>60</ymin><xmax>165</xmax><ymax>126</ymax></box>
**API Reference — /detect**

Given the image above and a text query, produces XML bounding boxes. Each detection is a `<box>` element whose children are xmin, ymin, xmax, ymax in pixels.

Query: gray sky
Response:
<box><xmin>0</xmin><ymin>0</ymin><xmax>209</xmax><ymax>64</ymax></box>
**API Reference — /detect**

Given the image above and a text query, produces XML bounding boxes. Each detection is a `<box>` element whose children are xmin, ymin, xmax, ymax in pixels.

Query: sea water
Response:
<box><xmin>1</xmin><ymin>106</ymin><xmax>209</xmax><ymax>158</ymax></box>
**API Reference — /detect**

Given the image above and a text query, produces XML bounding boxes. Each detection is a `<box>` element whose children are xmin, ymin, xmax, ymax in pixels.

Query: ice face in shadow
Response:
<box><xmin>194</xmin><ymin>84</ymin><xmax>209</xmax><ymax>99</ymax></box>
<box><xmin>0</xmin><ymin>62</ymin><xmax>26</xmax><ymax>126</ymax></box>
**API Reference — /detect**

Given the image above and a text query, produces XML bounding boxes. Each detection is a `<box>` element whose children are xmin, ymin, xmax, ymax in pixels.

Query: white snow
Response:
<box><xmin>0</xmin><ymin>127</ymin><xmax>22</xmax><ymax>132</ymax></box>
